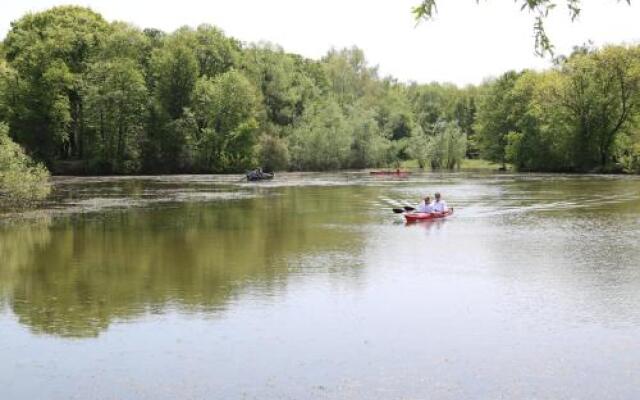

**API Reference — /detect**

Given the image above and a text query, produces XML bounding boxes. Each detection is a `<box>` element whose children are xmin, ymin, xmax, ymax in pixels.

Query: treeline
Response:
<box><xmin>0</xmin><ymin>6</ymin><xmax>468</xmax><ymax>176</ymax></box>
<box><xmin>1</xmin><ymin>6</ymin><xmax>640</xmax><ymax>182</ymax></box>
<box><xmin>477</xmin><ymin>46</ymin><xmax>640</xmax><ymax>173</ymax></box>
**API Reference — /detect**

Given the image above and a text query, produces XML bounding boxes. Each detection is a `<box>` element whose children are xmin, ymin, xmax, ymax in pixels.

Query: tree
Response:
<box><xmin>168</xmin><ymin>25</ymin><xmax>241</xmax><ymax>79</ymax></box>
<box><xmin>289</xmin><ymin>99</ymin><xmax>352</xmax><ymax>171</ymax></box>
<box><xmin>0</xmin><ymin>60</ymin><xmax>15</xmax><ymax>122</ymax></box>
<box><xmin>503</xmin><ymin>70</ymin><xmax>574</xmax><ymax>171</ymax></box>
<box><xmin>3</xmin><ymin>6</ymin><xmax>110</xmax><ymax>162</ymax></box>
<box><xmin>419</xmin><ymin>121</ymin><xmax>467</xmax><ymax>170</ymax></box>
<box><xmin>242</xmin><ymin>44</ymin><xmax>319</xmax><ymax>128</ymax></box>
<box><xmin>3</xmin><ymin>6</ymin><xmax>640</xmax><ymax>176</ymax></box>
<box><xmin>554</xmin><ymin>46</ymin><xmax>640</xmax><ymax>170</ymax></box>
<box><xmin>408</xmin><ymin>82</ymin><xmax>476</xmax><ymax>153</ymax></box>
<box><xmin>474</xmin><ymin>71</ymin><xmax>523</xmax><ymax>168</ymax></box>
<box><xmin>412</xmin><ymin>0</ymin><xmax>632</xmax><ymax>56</ymax></box>
<box><xmin>191</xmin><ymin>71</ymin><xmax>260</xmax><ymax>171</ymax></box>
<box><xmin>103</xmin><ymin>22</ymin><xmax>153</xmax><ymax>75</ymax></box>
<box><xmin>143</xmin><ymin>37</ymin><xmax>199</xmax><ymax>171</ymax></box>
<box><xmin>322</xmin><ymin>47</ymin><xmax>379</xmax><ymax>107</ymax></box>
<box><xmin>347</xmin><ymin>105</ymin><xmax>393</xmax><ymax>169</ymax></box>
<box><xmin>83</xmin><ymin>59</ymin><xmax>148</xmax><ymax>173</ymax></box>
<box><xmin>407</xmin><ymin>121</ymin><xmax>465</xmax><ymax>170</ymax></box>
<box><xmin>150</xmin><ymin>40</ymin><xmax>199</xmax><ymax>120</ymax></box>
<box><xmin>370</xmin><ymin>80</ymin><xmax>416</xmax><ymax>141</ymax></box>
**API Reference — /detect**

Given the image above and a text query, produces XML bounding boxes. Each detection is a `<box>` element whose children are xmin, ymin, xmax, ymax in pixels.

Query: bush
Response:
<box><xmin>348</xmin><ymin>107</ymin><xmax>393</xmax><ymax>169</ymax></box>
<box><xmin>258</xmin><ymin>134</ymin><xmax>290</xmax><ymax>172</ymax></box>
<box><xmin>406</xmin><ymin>127</ymin><xmax>429</xmax><ymax>168</ymax></box>
<box><xmin>410</xmin><ymin>121</ymin><xmax>467</xmax><ymax>170</ymax></box>
<box><xmin>0</xmin><ymin>124</ymin><xmax>51</xmax><ymax>205</ymax></box>
<box><xmin>288</xmin><ymin>99</ymin><xmax>352</xmax><ymax>171</ymax></box>
<box><xmin>615</xmin><ymin>132</ymin><xmax>640</xmax><ymax>173</ymax></box>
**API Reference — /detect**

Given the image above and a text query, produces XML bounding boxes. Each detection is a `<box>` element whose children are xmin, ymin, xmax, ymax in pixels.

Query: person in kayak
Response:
<box><xmin>247</xmin><ymin>168</ymin><xmax>266</xmax><ymax>181</ymax></box>
<box><xmin>432</xmin><ymin>192</ymin><xmax>448</xmax><ymax>213</ymax></box>
<box><xmin>417</xmin><ymin>196</ymin><xmax>435</xmax><ymax>213</ymax></box>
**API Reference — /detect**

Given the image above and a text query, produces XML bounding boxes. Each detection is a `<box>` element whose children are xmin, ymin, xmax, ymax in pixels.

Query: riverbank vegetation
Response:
<box><xmin>0</xmin><ymin>124</ymin><xmax>51</xmax><ymax>205</ymax></box>
<box><xmin>1</xmin><ymin>6</ymin><xmax>639</xmax><ymax>177</ymax></box>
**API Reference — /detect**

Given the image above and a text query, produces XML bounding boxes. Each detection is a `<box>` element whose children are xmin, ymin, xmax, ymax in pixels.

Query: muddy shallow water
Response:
<box><xmin>1</xmin><ymin>172</ymin><xmax>640</xmax><ymax>399</ymax></box>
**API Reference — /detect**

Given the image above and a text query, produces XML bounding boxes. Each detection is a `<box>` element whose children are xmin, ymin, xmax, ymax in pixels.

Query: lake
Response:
<box><xmin>1</xmin><ymin>172</ymin><xmax>640</xmax><ymax>399</ymax></box>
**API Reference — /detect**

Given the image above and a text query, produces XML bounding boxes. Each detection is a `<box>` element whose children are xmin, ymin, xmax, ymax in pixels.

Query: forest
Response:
<box><xmin>1</xmin><ymin>6</ymin><xmax>640</xmax><ymax>202</ymax></box>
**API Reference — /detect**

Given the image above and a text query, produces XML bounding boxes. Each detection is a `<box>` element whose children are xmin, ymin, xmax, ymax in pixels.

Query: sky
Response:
<box><xmin>2</xmin><ymin>0</ymin><xmax>640</xmax><ymax>85</ymax></box>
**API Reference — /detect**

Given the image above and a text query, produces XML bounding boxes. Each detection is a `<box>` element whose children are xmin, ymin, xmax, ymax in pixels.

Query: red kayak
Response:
<box><xmin>370</xmin><ymin>171</ymin><xmax>410</xmax><ymax>177</ymax></box>
<box><xmin>404</xmin><ymin>209</ymin><xmax>454</xmax><ymax>222</ymax></box>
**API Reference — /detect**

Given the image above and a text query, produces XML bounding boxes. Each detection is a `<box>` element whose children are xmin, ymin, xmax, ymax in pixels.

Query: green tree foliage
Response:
<box><xmin>258</xmin><ymin>134</ymin><xmax>290</xmax><ymax>172</ymax></box>
<box><xmin>320</xmin><ymin>51</ymin><xmax>412</xmax><ymax>166</ymax></box>
<box><xmin>474</xmin><ymin>71</ymin><xmax>523</xmax><ymax>168</ymax></box>
<box><xmin>142</xmin><ymin>36</ymin><xmax>199</xmax><ymax>172</ymax></box>
<box><xmin>430</xmin><ymin>122</ymin><xmax>467</xmax><ymax>169</ymax></box>
<box><xmin>410</xmin><ymin>83</ymin><xmax>457</xmax><ymax>129</ymax></box>
<box><xmin>289</xmin><ymin>99</ymin><xmax>352</xmax><ymax>171</ymax></box>
<box><xmin>554</xmin><ymin>46</ymin><xmax>640</xmax><ymax>170</ymax></box>
<box><xmin>407</xmin><ymin>127</ymin><xmax>430</xmax><ymax>169</ymax></box>
<box><xmin>151</xmin><ymin>38</ymin><xmax>199</xmax><ymax>120</ymax></box>
<box><xmin>409</xmin><ymin>82</ymin><xmax>477</xmax><ymax>155</ymax></box>
<box><xmin>371</xmin><ymin>80</ymin><xmax>415</xmax><ymax>141</ymax></box>
<box><xmin>288</xmin><ymin>99</ymin><xmax>395</xmax><ymax>171</ymax></box>
<box><xmin>190</xmin><ymin>71</ymin><xmax>260</xmax><ymax>171</ymax></box>
<box><xmin>243</xmin><ymin>44</ymin><xmax>319</xmax><ymax>128</ymax></box>
<box><xmin>322</xmin><ymin>47</ymin><xmax>379</xmax><ymax>107</ymax></box>
<box><xmin>348</xmin><ymin>105</ymin><xmax>394</xmax><ymax>169</ymax></box>
<box><xmin>0</xmin><ymin>123</ymin><xmax>51</xmax><ymax>204</ymax></box>
<box><xmin>615</xmin><ymin>130</ymin><xmax>640</xmax><ymax>173</ymax></box>
<box><xmin>83</xmin><ymin>59</ymin><xmax>148</xmax><ymax>173</ymax></box>
<box><xmin>102</xmin><ymin>22</ymin><xmax>152</xmax><ymax>67</ymax></box>
<box><xmin>503</xmin><ymin>71</ymin><xmax>574</xmax><ymax>171</ymax></box>
<box><xmin>408</xmin><ymin>122</ymin><xmax>466</xmax><ymax>169</ymax></box>
<box><xmin>481</xmin><ymin>46</ymin><xmax>640</xmax><ymax>172</ymax></box>
<box><xmin>3</xmin><ymin>6</ymin><xmax>110</xmax><ymax>162</ymax></box>
<box><xmin>0</xmin><ymin>60</ymin><xmax>15</xmax><ymax>121</ymax></box>
<box><xmin>171</xmin><ymin>25</ymin><xmax>242</xmax><ymax>78</ymax></box>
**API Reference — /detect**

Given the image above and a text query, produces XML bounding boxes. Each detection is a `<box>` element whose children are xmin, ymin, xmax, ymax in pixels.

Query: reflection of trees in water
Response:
<box><xmin>1</xmin><ymin>186</ymin><xmax>373</xmax><ymax>338</ymax></box>
<box><xmin>0</xmin><ymin>217</ymin><xmax>53</xmax><ymax>301</ymax></box>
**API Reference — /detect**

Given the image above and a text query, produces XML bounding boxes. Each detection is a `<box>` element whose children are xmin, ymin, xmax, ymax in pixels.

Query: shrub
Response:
<box><xmin>258</xmin><ymin>134</ymin><xmax>290</xmax><ymax>172</ymax></box>
<box><xmin>0</xmin><ymin>124</ymin><xmax>51</xmax><ymax>205</ymax></box>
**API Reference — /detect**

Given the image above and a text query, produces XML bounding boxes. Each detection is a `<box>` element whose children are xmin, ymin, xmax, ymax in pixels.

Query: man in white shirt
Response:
<box><xmin>416</xmin><ymin>196</ymin><xmax>434</xmax><ymax>213</ymax></box>
<box><xmin>432</xmin><ymin>192</ymin><xmax>448</xmax><ymax>213</ymax></box>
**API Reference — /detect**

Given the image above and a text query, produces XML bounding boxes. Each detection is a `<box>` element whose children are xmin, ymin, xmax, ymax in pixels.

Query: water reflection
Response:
<box><xmin>2</xmin><ymin>174</ymin><xmax>640</xmax><ymax>338</ymax></box>
<box><xmin>1</xmin><ymin>186</ymin><xmax>374</xmax><ymax>337</ymax></box>
<box><xmin>0</xmin><ymin>217</ymin><xmax>53</xmax><ymax>300</ymax></box>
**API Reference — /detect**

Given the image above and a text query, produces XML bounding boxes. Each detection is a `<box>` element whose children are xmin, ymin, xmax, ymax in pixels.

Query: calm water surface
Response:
<box><xmin>1</xmin><ymin>172</ymin><xmax>640</xmax><ymax>399</ymax></box>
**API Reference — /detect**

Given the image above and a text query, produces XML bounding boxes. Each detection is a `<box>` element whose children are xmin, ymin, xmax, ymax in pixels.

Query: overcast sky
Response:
<box><xmin>2</xmin><ymin>0</ymin><xmax>639</xmax><ymax>85</ymax></box>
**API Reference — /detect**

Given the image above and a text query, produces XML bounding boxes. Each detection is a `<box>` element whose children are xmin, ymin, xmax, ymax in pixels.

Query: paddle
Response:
<box><xmin>392</xmin><ymin>205</ymin><xmax>416</xmax><ymax>214</ymax></box>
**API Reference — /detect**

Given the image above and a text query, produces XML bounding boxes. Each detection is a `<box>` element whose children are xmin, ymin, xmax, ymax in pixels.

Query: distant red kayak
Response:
<box><xmin>404</xmin><ymin>209</ymin><xmax>454</xmax><ymax>222</ymax></box>
<box><xmin>370</xmin><ymin>170</ymin><xmax>410</xmax><ymax>177</ymax></box>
